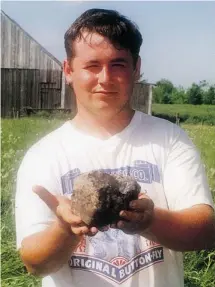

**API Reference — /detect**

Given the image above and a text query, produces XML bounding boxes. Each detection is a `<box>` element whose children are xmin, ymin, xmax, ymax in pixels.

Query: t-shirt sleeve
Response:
<box><xmin>15</xmin><ymin>146</ymin><xmax>60</xmax><ymax>250</ymax></box>
<box><xmin>163</xmin><ymin>125</ymin><xmax>214</xmax><ymax>211</ymax></box>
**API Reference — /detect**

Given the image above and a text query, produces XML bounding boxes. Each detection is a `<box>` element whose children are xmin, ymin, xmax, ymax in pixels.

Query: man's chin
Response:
<box><xmin>91</xmin><ymin>104</ymin><xmax>129</xmax><ymax>118</ymax></box>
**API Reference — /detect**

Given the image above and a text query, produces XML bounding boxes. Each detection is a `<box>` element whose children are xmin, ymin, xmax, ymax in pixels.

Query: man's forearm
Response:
<box><xmin>145</xmin><ymin>205</ymin><xmax>215</xmax><ymax>252</ymax></box>
<box><xmin>20</xmin><ymin>220</ymin><xmax>81</xmax><ymax>276</ymax></box>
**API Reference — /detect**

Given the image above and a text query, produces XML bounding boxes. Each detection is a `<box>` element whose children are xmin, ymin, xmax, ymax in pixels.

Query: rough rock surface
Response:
<box><xmin>71</xmin><ymin>171</ymin><xmax>141</xmax><ymax>228</ymax></box>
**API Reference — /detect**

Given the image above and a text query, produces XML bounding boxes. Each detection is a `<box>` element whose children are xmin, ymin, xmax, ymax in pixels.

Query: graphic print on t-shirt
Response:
<box><xmin>61</xmin><ymin>161</ymin><xmax>164</xmax><ymax>283</ymax></box>
<box><xmin>61</xmin><ymin>160</ymin><xmax>160</xmax><ymax>195</ymax></box>
<box><xmin>68</xmin><ymin>230</ymin><xmax>163</xmax><ymax>283</ymax></box>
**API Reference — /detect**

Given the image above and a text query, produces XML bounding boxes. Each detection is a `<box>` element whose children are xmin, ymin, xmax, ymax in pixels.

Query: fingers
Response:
<box><xmin>87</xmin><ymin>227</ymin><xmax>99</xmax><ymax>237</ymax></box>
<box><xmin>33</xmin><ymin>185</ymin><xmax>100</xmax><ymax>237</ymax></box>
<box><xmin>99</xmin><ymin>225</ymin><xmax>109</xmax><ymax>232</ymax></box>
<box><xmin>57</xmin><ymin>204</ymin><xmax>82</xmax><ymax>226</ymax></box>
<box><xmin>116</xmin><ymin>220</ymin><xmax>138</xmax><ymax>234</ymax></box>
<box><xmin>33</xmin><ymin>185</ymin><xmax>83</xmax><ymax>227</ymax></box>
<box><xmin>129</xmin><ymin>197</ymin><xmax>154</xmax><ymax>212</ymax></box>
<box><xmin>71</xmin><ymin>225</ymin><xmax>89</xmax><ymax>236</ymax></box>
<box><xmin>71</xmin><ymin>226</ymin><xmax>98</xmax><ymax>237</ymax></box>
<box><xmin>33</xmin><ymin>185</ymin><xmax>59</xmax><ymax>213</ymax></box>
<box><xmin>138</xmin><ymin>192</ymin><xmax>146</xmax><ymax>199</ymax></box>
<box><xmin>90</xmin><ymin>227</ymin><xmax>98</xmax><ymax>234</ymax></box>
<box><xmin>120</xmin><ymin>210</ymin><xmax>145</xmax><ymax>222</ymax></box>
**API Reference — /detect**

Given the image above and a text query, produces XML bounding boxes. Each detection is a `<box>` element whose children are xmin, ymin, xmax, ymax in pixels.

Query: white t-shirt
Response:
<box><xmin>15</xmin><ymin>111</ymin><xmax>214</xmax><ymax>287</ymax></box>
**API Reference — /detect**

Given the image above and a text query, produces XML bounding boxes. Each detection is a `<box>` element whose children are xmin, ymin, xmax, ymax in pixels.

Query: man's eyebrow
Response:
<box><xmin>84</xmin><ymin>58</ymin><xmax>128</xmax><ymax>65</ymax></box>
<box><xmin>84</xmin><ymin>60</ymin><xmax>99</xmax><ymax>65</ymax></box>
<box><xmin>110</xmin><ymin>58</ymin><xmax>128</xmax><ymax>63</ymax></box>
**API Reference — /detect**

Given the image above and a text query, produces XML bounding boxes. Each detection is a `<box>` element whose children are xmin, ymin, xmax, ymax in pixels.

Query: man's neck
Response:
<box><xmin>73</xmin><ymin>108</ymin><xmax>135</xmax><ymax>140</ymax></box>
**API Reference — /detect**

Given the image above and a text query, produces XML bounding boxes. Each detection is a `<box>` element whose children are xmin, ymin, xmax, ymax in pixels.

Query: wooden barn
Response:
<box><xmin>1</xmin><ymin>10</ymin><xmax>63</xmax><ymax>117</ymax></box>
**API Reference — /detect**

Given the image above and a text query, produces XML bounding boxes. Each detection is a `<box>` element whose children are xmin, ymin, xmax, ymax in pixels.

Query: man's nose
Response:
<box><xmin>98</xmin><ymin>66</ymin><xmax>112</xmax><ymax>84</ymax></box>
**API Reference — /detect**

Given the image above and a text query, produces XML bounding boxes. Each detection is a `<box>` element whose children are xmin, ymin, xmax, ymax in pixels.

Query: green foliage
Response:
<box><xmin>187</xmin><ymin>83</ymin><xmax>203</xmax><ymax>105</ymax></box>
<box><xmin>1</xmin><ymin>119</ymin><xmax>215</xmax><ymax>287</ymax></box>
<box><xmin>182</xmin><ymin>124</ymin><xmax>215</xmax><ymax>194</ymax></box>
<box><xmin>153</xmin><ymin>79</ymin><xmax>215</xmax><ymax>105</ymax></box>
<box><xmin>177</xmin><ymin>124</ymin><xmax>215</xmax><ymax>287</ymax></box>
<box><xmin>32</xmin><ymin>110</ymin><xmax>74</xmax><ymax>120</ymax></box>
<box><xmin>171</xmin><ymin>86</ymin><xmax>188</xmax><ymax>104</ymax></box>
<box><xmin>1</xmin><ymin>118</ymin><xmax>65</xmax><ymax>287</ymax></box>
<box><xmin>184</xmin><ymin>250</ymin><xmax>215</xmax><ymax>287</ymax></box>
<box><xmin>153</xmin><ymin>79</ymin><xmax>175</xmax><ymax>104</ymax></box>
<box><xmin>152</xmin><ymin>104</ymin><xmax>215</xmax><ymax>125</ymax></box>
<box><xmin>203</xmin><ymin>86</ymin><xmax>215</xmax><ymax>105</ymax></box>
<box><xmin>182</xmin><ymin>126</ymin><xmax>215</xmax><ymax>287</ymax></box>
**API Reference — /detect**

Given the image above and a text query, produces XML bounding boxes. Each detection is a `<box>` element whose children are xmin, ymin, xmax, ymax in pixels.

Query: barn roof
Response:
<box><xmin>1</xmin><ymin>10</ymin><xmax>62</xmax><ymax>67</ymax></box>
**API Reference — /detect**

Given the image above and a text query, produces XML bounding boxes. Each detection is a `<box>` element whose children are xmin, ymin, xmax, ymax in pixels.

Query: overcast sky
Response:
<box><xmin>2</xmin><ymin>1</ymin><xmax>215</xmax><ymax>88</ymax></box>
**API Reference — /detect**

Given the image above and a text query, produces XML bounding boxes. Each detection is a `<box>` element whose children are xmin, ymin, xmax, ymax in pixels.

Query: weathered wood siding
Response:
<box><xmin>1</xmin><ymin>11</ymin><xmax>62</xmax><ymax>72</ymax></box>
<box><xmin>131</xmin><ymin>83</ymin><xmax>152</xmax><ymax>114</ymax></box>
<box><xmin>1</xmin><ymin>11</ymin><xmax>63</xmax><ymax>117</ymax></box>
<box><xmin>1</xmin><ymin>69</ymin><xmax>62</xmax><ymax>117</ymax></box>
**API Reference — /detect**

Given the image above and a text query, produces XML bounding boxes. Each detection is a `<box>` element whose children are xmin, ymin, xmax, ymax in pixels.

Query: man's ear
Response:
<box><xmin>133</xmin><ymin>56</ymin><xmax>141</xmax><ymax>82</ymax></box>
<box><xmin>63</xmin><ymin>59</ymin><xmax>73</xmax><ymax>85</ymax></box>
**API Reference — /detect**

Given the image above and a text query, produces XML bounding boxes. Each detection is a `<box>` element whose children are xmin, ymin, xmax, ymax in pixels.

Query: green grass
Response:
<box><xmin>182</xmin><ymin>124</ymin><xmax>215</xmax><ymax>193</ymax></box>
<box><xmin>152</xmin><ymin>104</ymin><xmax>215</xmax><ymax>125</ymax></box>
<box><xmin>1</xmin><ymin>118</ymin><xmax>65</xmax><ymax>287</ymax></box>
<box><xmin>181</xmin><ymin>124</ymin><xmax>215</xmax><ymax>287</ymax></box>
<box><xmin>1</xmin><ymin>117</ymin><xmax>215</xmax><ymax>287</ymax></box>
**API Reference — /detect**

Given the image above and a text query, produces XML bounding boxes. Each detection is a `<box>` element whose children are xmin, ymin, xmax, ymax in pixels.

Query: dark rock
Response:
<box><xmin>71</xmin><ymin>171</ymin><xmax>141</xmax><ymax>228</ymax></box>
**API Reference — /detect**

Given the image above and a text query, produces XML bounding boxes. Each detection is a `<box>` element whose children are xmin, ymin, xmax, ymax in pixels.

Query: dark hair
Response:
<box><xmin>64</xmin><ymin>8</ymin><xmax>143</xmax><ymax>66</ymax></box>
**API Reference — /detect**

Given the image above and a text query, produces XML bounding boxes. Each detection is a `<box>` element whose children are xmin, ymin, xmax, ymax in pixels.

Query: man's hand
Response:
<box><xmin>33</xmin><ymin>185</ymin><xmax>98</xmax><ymax>237</ymax></box>
<box><xmin>115</xmin><ymin>193</ymin><xmax>155</xmax><ymax>234</ymax></box>
<box><xmin>115</xmin><ymin>192</ymin><xmax>215</xmax><ymax>252</ymax></box>
<box><xmin>19</xmin><ymin>186</ymin><xmax>99</xmax><ymax>276</ymax></box>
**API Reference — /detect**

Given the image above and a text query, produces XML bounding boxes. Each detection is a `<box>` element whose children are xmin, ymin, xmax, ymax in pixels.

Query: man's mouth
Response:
<box><xmin>94</xmin><ymin>91</ymin><xmax>117</xmax><ymax>95</ymax></box>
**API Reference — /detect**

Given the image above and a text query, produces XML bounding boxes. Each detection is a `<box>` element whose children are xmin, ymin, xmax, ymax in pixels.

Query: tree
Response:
<box><xmin>153</xmin><ymin>79</ymin><xmax>175</xmax><ymax>104</ymax></box>
<box><xmin>187</xmin><ymin>83</ymin><xmax>203</xmax><ymax>105</ymax></box>
<box><xmin>152</xmin><ymin>85</ymin><xmax>163</xmax><ymax>103</ymax></box>
<box><xmin>203</xmin><ymin>85</ymin><xmax>215</xmax><ymax>104</ymax></box>
<box><xmin>171</xmin><ymin>86</ymin><xmax>188</xmax><ymax>104</ymax></box>
<box><xmin>152</xmin><ymin>79</ymin><xmax>215</xmax><ymax>105</ymax></box>
<box><xmin>156</xmin><ymin>79</ymin><xmax>175</xmax><ymax>94</ymax></box>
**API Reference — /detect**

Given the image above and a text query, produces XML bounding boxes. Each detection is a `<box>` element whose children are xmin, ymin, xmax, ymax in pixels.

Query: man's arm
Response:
<box><xmin>147</xmin><ymin>204</ymin><xmax>215</xmax><ymax>251</ymax></box>
<box><xmin>20</xmin><ymin>219</ymin><xmax>81</xmax><ymax>276</ymax></box>
<box><xmin>19</xmin><ymin>186</ymin><xmax>98</xmax><ymax>277</ymax></box>
<box><xmin>118</xmin><ymin>200</ymin><xmax>215</xmax><ymax>252</ymax></box>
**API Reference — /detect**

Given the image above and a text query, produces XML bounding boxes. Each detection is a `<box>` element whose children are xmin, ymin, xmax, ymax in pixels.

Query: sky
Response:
<box><xmin>1</xmin><ymin>1</ymin><xmax>215</xmax><ymax>88</ymax></box>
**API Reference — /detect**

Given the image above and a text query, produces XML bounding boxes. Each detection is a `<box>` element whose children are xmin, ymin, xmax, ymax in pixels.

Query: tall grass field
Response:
<box><xmin>152</xmin><ymin>104</ymin><xmax>215</xmax><ymax>125</ymax></box>
<box><xmin>1</xmin><ymin>115</ymin><xmax>215</xmax><ymax>287</ymax></box>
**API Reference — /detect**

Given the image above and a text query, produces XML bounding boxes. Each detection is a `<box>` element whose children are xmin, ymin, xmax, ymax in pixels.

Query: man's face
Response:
<box><xmin>64</xmin><ymin>31</ymin><xmax>141</xmax><ymax>118</ymax></box>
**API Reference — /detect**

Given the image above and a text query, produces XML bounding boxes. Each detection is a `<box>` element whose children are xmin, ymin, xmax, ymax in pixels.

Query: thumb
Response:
<box><xmin>33</xmin><ymin>185</ymin><xmax>59</xmax><ymax>213</ymax></box>
<box><xmin>138</xmin><ymin>192</ymin><xmax>146</xmax><ymax>199</ymax></box>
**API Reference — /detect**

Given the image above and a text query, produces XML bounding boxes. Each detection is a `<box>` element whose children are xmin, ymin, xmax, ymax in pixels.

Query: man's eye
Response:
<box><xmin>112</xmin><ymin>63</ymin><xmax>126</xmax><ymax>67</ymax></box>
<box><xmin>86</xmin><ymin>65</ymin><xmax>99</xmax><ymax>68</ymax></box>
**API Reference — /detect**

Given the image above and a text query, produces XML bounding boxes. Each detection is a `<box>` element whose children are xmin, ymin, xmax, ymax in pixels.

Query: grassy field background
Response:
<box><xmin>1</xmin><ymin>110</ymin><xmax>215</xmax><ymax>286</ymax></box>
<box><xmin>152</xmin><ymin>104</ymin><xmax>215</xmax><ymax>125</ymax></box>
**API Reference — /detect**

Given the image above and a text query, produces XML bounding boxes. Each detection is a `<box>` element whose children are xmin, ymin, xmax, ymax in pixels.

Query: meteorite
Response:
<box><xmin>70</xmin><ymin>171</ymin><xmax>141</xmax><ymax>228</ymax></box>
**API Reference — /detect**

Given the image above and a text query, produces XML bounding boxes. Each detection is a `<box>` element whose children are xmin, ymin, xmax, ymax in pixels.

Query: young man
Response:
<box><xmin>15</xmin><ymin>8</ymin><xmax>215</xmax><ymax>287</ymax></box>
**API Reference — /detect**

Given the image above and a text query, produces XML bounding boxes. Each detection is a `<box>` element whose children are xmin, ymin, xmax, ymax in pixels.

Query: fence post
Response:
<box><xmin>61</xmin><ymin>72</ymin><xmax>65</xmax><ymax>109</ymax></box>
<box><xmin>176</xmin><ymin>113</ymin><xmax>180</xmax><ymax>125</ymax></box>
<box><xmin>148</xmin><ymin>84</ymin><xmax>153</xmax><ymax>115</ymax></box>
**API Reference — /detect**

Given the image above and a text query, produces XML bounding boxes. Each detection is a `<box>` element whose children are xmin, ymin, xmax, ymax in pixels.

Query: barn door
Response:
<box><xmin>39</xmin><ymin>82</ymin><xmax>61</xmax><ymax>109</ymax></box>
